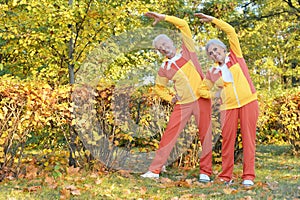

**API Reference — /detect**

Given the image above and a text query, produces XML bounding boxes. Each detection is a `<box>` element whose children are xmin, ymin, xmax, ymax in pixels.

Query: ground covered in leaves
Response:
<box><xmin>0</xmin><ymin>145</ymin><xmax>299</xmax><ymax>200</ymax></box>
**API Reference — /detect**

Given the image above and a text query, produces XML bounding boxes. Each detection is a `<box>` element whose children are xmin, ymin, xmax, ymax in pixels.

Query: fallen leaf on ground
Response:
<box><xmin>209</xmin><ymin>192</ymin><xmax>222</xmax><ymax>196</ymax></box>
<box><xmin>65</xmin><ymin>185</ymin><xmax>81</xmax><ymax>196</ymax></box>
<box><xmin>44</xmin><ymin>176</ymin><xmax>58</xmax><ymax>189</ymax></box>
<box><xmin>241</xmin><ymin>196</ymin><xmax>253</xmax><ymax>200</ymax></box>
<box><xmin>65</xmin><ymin>185</ymin><xmax>77</xmax><ymax>190</ymax></box>
<box><xmin>223</xmin><ymin>187</ymin><xmax>238</xmax><ymax>194</ymax></box>
<box><xmin>89</xmin><ymin>173</ymin><xmax>98</xmax><ymax>178</ymax></box>
<box><xmin>83</xmin><ymin>184</ymin><xmax>92</xmax><ymax>189</ymax></box>
<box><xmin>6</xmin><ymin>174</ymin><xmax>15</xmax><ymax>181</ymax></box>
<box><xmin>174</xmin><ymin>180</ymin><xmax>192</xmax><ymax>188</ymax></box>
<box><xmin>246</xmin><ymin>190</ymin><xmax>256</xmax><ymax>195</ymax></box>
<box><xmin>160</xmin><ymin>177</ymin><xmax>172</xmax><ymax>184</ymax></box>
<box><xmin>185</xmin><ymin>179</ymin><xmax>193</xmax><ymax>185</ymax></box>
<box><xmin>266</xmin><ymin>181</ymin><xmax>279</xmax><ymax>190</ymax></box>
<box><xmin>179</xmin><ymin>193</ymin><xmax>193</xmax><ymax>199</ymax></box>
<box><xmin>123</xmin><ymin>189</ymin><xmax>131</xmax><ymax>195</ymax></box>
<box><xmin>23</xmin><ymin>185</ymin><xmax>41</xmax><ymax>192</ymax></box>
<box><xmin>25</xmin><ymin>165</ymin><xmax>38</xmax><ymax>179</ymax></box>
<box><xmin>267</xmin><ymin>196</ymin><xmax>273</xmax><ymax>200</ymax></box>
<box><xmin>70</xmin><ymin>189</ymin><xmax>81</xmax><ymax>196</ymax></box>
<box><xmin>117</xmin><ymin>170</ymin><xmax>132</xmax><ymax>178</ymax></box>
<box><xmin>95</xmin><ymin>178</ymin><xmax>103</xmax><ymax>185</ymax></box>
<box><xmin>66</xmin><ymin>166</ymin><xmax>80</xmax><ymax>176</ymax></box>
<box><xmin>60</xmin><ymin>188</ymin><xmax>70</xmax><ymax>200</ymax></box>
<box><xmin>255</xmin><ymin>181</ymin><xmax>267</xmax><ymax>187</ymax></box>
<box><xmin>265</xmin><ymin>175</ymin><xmax>272</xmax><ymax>180</ymax></box>
<box><xmin>194</xmin><ymin>181</ymin><xmax>212</xmax><ymax>188</ymax></box>
<box><xmin>194</xmin><ymin>194</ymin><xmax>206</xmax><ymax>199</ymax></box>
<box><xmin>139</xmin><ymin>186</ymin><xmax>147</xmax><ymax>195</ymax></box>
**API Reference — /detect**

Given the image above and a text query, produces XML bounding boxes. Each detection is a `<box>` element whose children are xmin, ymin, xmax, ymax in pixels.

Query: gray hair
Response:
<box><xmin>153</xmin><ymin>34</ymin><xmax>173</xmax><ymax>48</ymax></box>
<box><xmin>205</xmin><ymin>39</ymin><xmax>227</xmax><ymax>53</ymax></box>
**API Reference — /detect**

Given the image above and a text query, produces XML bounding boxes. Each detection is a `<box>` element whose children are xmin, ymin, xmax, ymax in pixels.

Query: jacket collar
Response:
<box><xmin>161</xmin><ymin>52</ymin><xmax>182</xmax><ymax>70</ymax></box>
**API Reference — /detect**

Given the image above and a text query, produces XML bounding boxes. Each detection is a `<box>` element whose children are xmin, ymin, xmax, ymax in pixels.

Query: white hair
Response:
<box><xmin>153</xmin><ymin>34</ymin><xmax>173</xmax><ymax>48</ymax></box>
<box><xmin>205</xmin><ymin>39</ymin><xmax>227</xmax><ymax>53</ymax></box>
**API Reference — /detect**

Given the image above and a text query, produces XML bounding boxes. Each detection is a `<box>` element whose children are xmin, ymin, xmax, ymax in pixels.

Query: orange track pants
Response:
<box><xmin>218</xmin><ymin>100</ymin><xmax>259</xmax><ymax>181</ymax></box>
<box><xmin>149</xmin><ymin>97</ymin><xmax>212</xmax><ymax>175</ymax></box>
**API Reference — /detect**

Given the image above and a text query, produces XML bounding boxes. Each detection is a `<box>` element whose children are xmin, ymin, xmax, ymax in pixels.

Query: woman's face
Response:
<box><xmin>207</xmin><ymin>43</ymin><xmax>226</xmax><ymax>65</ymax></box>
<box><xmin>155</xmin><ymin>37</ymin><xmax>176</xmax><ymax>59</ymax></box>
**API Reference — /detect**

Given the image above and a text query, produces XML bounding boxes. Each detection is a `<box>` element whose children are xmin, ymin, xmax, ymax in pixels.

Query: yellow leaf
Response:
<box><xmin>12</xmin><ymin>0</ymin><xmax>18</xmax><ymax>7</ymax></box>
<box><xmin>223</xmin><ymin>187</ymin><xmax>237</xmax><ymax>194</ymax></box>
<box><xmin>44</xmin><ymin>161</ymin><xmax>49</xmax><ymax>167</ymax></box>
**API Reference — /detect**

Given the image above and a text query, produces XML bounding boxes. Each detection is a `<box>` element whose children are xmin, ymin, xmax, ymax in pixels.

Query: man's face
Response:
<box><xmin>207</xmin><ymin>43</ymin><xmax>226</xmax><ymax>65</ymax></box>
<box><xmin>155</xmin><ymin>37</ymin><xmax>176</xmax><ymax>59</ymax></box>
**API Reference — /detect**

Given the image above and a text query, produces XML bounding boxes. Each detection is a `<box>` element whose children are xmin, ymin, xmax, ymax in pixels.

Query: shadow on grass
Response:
<box><xmin>256</xmin><ymin>144</ymin><xmax>294</xmax><ymax>156</ymax></box>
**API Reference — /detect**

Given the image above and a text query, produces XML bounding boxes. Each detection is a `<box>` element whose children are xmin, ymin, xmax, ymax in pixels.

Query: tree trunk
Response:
<box><xmin>68</xmin><ymin>0</ymin><xmax>77</xmax><ymax>167</ymax></box>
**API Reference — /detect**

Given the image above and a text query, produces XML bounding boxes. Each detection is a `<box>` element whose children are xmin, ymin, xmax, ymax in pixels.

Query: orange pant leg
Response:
<box><xmin>218</xmin><ymin>108</ymin><xmax>239</xmax><ymax>181</ymax></box>
<box><xmin>218</xmin><ymin>100</ymin><xmax>259</xmax><ymax>181</ymax></box>
<box><xmin>193</xmin><ymin>98</ymin><xmax>212</xmax><ymax>176</ymax></box>
<box><xmin>240</xmin><ymin>100</ymin><xmax>259</xmax><ymax>181</ymax></box>
<box><xmin>149</xmin><ymin>102</ymin><xmax>193</xmax><ymax>173</ymax></box>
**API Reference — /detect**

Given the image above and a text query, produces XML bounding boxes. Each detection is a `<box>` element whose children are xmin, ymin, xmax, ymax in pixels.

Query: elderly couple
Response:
<box><xmin>140</xmin><ymin>11</ymin><xmax>259</xmax><ymax>187</ymax></box>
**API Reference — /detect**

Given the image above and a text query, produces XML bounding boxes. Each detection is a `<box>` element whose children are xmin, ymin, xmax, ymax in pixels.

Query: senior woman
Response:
<box><xmin>140</xmin><ymin>11</ymin><xmax>213</xmax><ymax>183</ymax></box>
<box><xmin>194</xmin><ymin>13</ymin><xmax>259</xmax><ymax>187</ymax></box>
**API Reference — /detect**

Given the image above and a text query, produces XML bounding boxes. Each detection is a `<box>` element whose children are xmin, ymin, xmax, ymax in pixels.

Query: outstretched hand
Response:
<box><xmin>144</xmin><ymin>11</ymin><xmax>166</xmax><ymax>26</ymax></box>
<box><xmin>194</xmin><ymin>13</ymin><xmax>213</xmax><ymax>22</ymax></box>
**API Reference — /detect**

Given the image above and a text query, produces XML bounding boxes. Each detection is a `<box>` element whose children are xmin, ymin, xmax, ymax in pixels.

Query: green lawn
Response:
<box><xmin>0</xmin><ymin>145</ymin><xmax>299</xmax><ymax>200</ymax></box>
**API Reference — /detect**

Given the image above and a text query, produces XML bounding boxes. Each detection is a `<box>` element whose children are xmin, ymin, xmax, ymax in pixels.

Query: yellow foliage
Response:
<box><xmin>0</xmin><ymin>75</ymin><xmax>72</xmax><ymax>168</ymax></box>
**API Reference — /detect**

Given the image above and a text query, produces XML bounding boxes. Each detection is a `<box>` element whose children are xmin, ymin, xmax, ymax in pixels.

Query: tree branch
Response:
<box><xmin>282</xmin><ymin>0</ymin><xmax>300</xmax><ymax>13</ymax></box>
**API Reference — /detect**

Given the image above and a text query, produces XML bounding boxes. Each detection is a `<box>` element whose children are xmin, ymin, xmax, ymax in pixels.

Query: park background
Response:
<box><xmin>0</xmin><ymin>0</ymin><xmax>299</xmax><ymax>199</ymax></box>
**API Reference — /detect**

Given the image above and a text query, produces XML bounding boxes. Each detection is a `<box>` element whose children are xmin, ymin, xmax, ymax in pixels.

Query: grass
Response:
<box><xmin>0</xmin><ymin>145</ymin><xmax>299</xmax><ymax>200</ymax></box>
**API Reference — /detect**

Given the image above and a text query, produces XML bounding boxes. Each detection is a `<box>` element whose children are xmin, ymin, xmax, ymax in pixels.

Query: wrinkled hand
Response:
<box><xmin>144</xmin><ymin>11</ymin><xmax>166</xmax><ymax>26</ymax></box>
<box><xmin>215</xmin><ymin>90</ymin><xmax>221</xmax><ymax>99</ymax></box>
<box><xmin>171</xmin><ymin>94</ymin><xmax>181</xmax><ymax>104</ymax></box>
<box><xmin>194</xmin><ymin>13</ymin><xmax>213</xmax><ymax>23</ymax></box>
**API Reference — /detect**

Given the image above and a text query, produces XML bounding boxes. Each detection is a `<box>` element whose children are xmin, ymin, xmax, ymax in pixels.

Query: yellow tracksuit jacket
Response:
<box><xmin>154</xmin><ymin>16</ymin><xmax>211</xmax><ymax>104</ymax></box>
<box><xmin>205</xmin><ymin>18</ymin><xmax>257</xmax><ymax>110</ymax></box>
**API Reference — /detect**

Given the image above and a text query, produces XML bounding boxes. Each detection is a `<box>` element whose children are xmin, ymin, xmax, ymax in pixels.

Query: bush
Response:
<box><xmin>257</xmin><ymin>88</ymin><xmax>300</xmax><ymax>154</ymax></box>
<box><xmin>1</xmin><ymin>75</ymin><xmax>298</xmax><ymax>177</ymax></box>
<box><xmin>0</xmin><ymin>75</ymin><xmax>71</xmax><ymax>178</ymax></box>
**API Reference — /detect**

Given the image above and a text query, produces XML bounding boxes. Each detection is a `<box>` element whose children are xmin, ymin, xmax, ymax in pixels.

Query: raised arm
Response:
<box><xmin>144</xmin><ymin>12</ymin><xmax>195</xmax><ymax>52</ymax></box>
<box><xmin>194</xmin><ymin>13</ymin><xmax>242</xmax><ymax>57</ymax></box>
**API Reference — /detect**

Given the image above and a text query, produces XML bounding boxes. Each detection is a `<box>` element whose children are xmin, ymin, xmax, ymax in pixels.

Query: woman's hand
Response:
<box><xmin>194</xmin><ymin>13</ymin><xmax>213</xmax><ymax>23</ymax></box>
<box><xmin>144</xmin><ymin>12</ymin><xmax>166</xmax><ymax>26</ymax></box>
<box><xmin>215</xmin><ymin>89</ymin><xmax>221</xmax><ymax>99</ymax></box>
<box><xmin>171</xmin><ymin>94</ymin><xmax>181</xmax><ymax>104</ymax></box>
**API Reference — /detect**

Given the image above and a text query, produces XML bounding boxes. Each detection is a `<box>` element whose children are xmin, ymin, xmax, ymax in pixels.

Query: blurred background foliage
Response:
<box><xmin>0</xmin><ymin>0</ymin><xmax>299</xmax><ymax>178</ymax></box>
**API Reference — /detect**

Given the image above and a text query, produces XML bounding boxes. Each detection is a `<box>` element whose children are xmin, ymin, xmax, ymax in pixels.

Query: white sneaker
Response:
<box><xmin>242</xmin><ymin>180</ymin><xmax>254</xmax><ymax>186</ymax></box>
<box><xmin>199</xmin><ymin>174</ymin><xmax>210</xmax><ymax>183</ymax></box>
<box><xmin>141</xmin><ymin>171</ymin><xmax>159</xmax><ymax>178</ymax></box>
